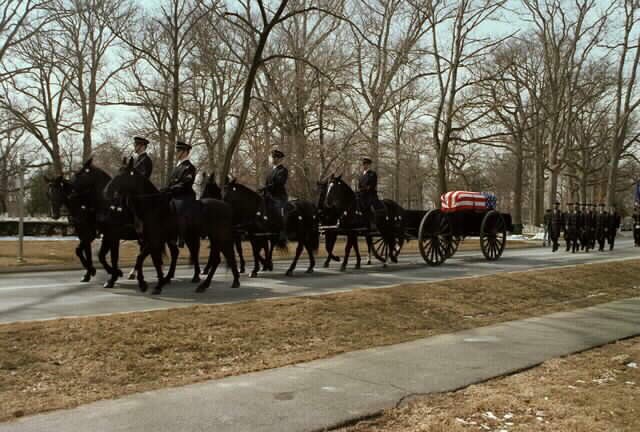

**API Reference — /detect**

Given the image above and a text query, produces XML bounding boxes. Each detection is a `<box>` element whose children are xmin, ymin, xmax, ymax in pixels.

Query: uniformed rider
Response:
<box><xmin>165</xmin><ymin>140</ymin><xmax>196</xmax><ymax>247</ymax></box>
<box><xmin>264</xmin><ymin>149</ymin><xmax>288</xmax><ymax>241</ymax></box>
<box><xmin>133</xmin><ymin>136</ymin><xmax>153</xmax><ymax>179</ymax></box>
<box><xmin>357</xmin><ymin>157</ymin><xmax>384</xmax><ymax>225</ymax></box>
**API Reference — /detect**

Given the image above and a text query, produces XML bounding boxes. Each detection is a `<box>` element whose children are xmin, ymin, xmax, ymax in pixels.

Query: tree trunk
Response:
<box><xmin>370</xmin><ymin>109</ymin><xmax>381</xmax><ymax>167</ymax></box>
<box><xmin>512</xmin><ymin>139</ymin><xmax>523</xmax><ymax>226</ymax></box>
<box><xmin>605</xmin><ymin>138</ymin><xmax>622</xmax><ymax>206</ymax></box>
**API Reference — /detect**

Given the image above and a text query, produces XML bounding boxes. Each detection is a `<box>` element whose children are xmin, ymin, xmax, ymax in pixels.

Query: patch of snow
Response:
<box><xmin>0</xmin><ymin>236</ymin><xmax>77</xmax><ymax>241</ymax></box>
<box><xmin>627</xmin><ymin>362</ymin><xmax>638</xmax><ymax>369</ymax></box>
<box><xmin>483</xmin><ymin>411</ymin><xmax>498</xmax><ymax>420</ymax></box>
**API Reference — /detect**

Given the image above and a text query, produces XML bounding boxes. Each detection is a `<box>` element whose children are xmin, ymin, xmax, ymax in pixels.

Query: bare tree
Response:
<box><xmin>0</xmin><ymin>30</ymin><xmax>79</xmax><ymax>175</ymax></box>
<box><xmin>55</xmin><ymin>0</ymin><xmax>135</xmax><ymax>161</ymax></box>
<box><xmin>115</xmin><ymin>0</ymin><xmax>213</xmax><ymax>179</ymax></box>
<box><xmin>0</xmin><ymin>0</ymin><xmax>55</xmax><ymax>71</ymax></box>
<box><xmin>350</xmin><ymin>0</ymin><xmax>431</xmax><ymax>167</ymax></box>
<box><xmin>425</xmin><ymin>0</ymin><xmax>509</xmax><ymax>195</ymax></box>
<box><xmin>605</xmin><ymin>0</ymin><xmax>640</xmax><ymax>206</ymax></box>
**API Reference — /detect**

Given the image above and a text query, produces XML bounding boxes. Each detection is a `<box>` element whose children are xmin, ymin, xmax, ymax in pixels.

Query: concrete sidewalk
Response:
<box><xmin>2</xmin><ymin>297</ymin><xmax>640</xmax><ymax>432</ymax></box>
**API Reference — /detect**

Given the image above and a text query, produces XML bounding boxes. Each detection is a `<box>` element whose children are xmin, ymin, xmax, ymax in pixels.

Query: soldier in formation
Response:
<box><xmin>633</xmin><ymin>203</ymin><xmax>640</xmax><ymax>247</ymax></box>
<box><xmin>564</xmin><ymin>202</ymin><xmax>581</xmax><ymax>253</ymax></box>
<box><xmin>548</xmin><ymin>201</ymin><xmax>563</xmax><ymax>252</ymax></box>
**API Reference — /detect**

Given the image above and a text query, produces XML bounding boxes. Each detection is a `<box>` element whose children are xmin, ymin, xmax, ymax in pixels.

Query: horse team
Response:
<box><xmin>46</xmin><ymin>155</ymin><xmax>401</xmax><ymax>294</ymax></box>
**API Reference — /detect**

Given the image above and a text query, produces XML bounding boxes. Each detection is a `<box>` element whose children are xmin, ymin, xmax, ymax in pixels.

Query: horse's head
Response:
<box><xmin>46</xmin><ymin>175</ymin><xmax>71</xmax><ymax>220</ymax></box>
<box><xmin>105</xmin><ymin>157</ymin><xmax>147</xmax><ymax>200</ymax></box>
<box><xmin>325</xmin><ymin>174</ymin><xmax>352</xmax><ymax>209</ymax></box>
<box><xmin>201</xmin><ymin>172</ymin><xmax>222</xmax><ymax>200</ymax></box>
<box><xmin>316</xmin><ymin>179</ymin><xmax>328</xmax><ymax>208</ymax></box>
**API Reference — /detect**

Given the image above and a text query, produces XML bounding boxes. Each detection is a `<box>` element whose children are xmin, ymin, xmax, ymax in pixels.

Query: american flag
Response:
<box><xmin>441</xmin><ymin>191</ymin><xmax>497</xmax><ymax>213</ymax></box>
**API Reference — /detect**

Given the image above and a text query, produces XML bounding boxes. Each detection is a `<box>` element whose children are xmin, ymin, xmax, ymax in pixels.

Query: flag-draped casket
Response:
<box><xmin>440</xmin><ymin>191</ymin><xmax>497</xmax><ymax>213</ymax></box>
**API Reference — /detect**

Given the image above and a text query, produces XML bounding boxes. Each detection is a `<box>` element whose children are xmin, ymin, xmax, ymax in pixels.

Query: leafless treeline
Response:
<box><xmin>1</xmin><ymin>0</ymin><xmax>640</xmax><ymax>224</ymax></box>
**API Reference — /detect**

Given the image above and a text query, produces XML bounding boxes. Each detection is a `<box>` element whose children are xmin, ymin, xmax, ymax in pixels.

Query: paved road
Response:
<box><xmin>0</xmin><ymin>238</ymin><xmax>637</xmax><ymax>324</ymax></box>
<box><xmin>2</xmin><ymin>297</ymin><xmax>639</xmax><ymax>432</ymax></box>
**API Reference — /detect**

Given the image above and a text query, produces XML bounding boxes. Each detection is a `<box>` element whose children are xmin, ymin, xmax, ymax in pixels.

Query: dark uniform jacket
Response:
<box><xmin>550</xmin><ymin>209</ymin><xmax>563</xmax><ymax>237</ymax></box>
<box><xmin>595</xmin><ymin>211</ymin><xmax>608</xmax><ymax>237</ymax></box>
<box><xmin>358</xmin><ymin>169</ymin><xmax>378</xmax><ymax>210</ymax></box>
<box><xmin>133</xmin><ymin>152</ymin><xmax>153</xmax><ymax>179</ymax></box>
<box><xmin>167</xmin><ymin>159</ymin><xmax>196</xmax><ymax>200</ymax></box>
<box><xmin>565</xmin><ymin>211</ymin><xmax>581</xmax><ymax>236</ymax></box>
<box><xmin>607</xmin><ymin>211</ymin><xmax>621</xmax><ymax>232</ymax></box>
<box><xmin>265</xmin><ymin>164</ymin><xmax>288</xmax><ymax>201</ymax></box>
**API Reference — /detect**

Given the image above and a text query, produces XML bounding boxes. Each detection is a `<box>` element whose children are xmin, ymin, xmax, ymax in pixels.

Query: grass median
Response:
<box><xmin>343</xmin><ymin>336</ymin><xmax>640</xmax><ymax>432</ymax></box>
<box><xmin>1</xmin><ymin>258</ymin><xmax>638</xmax><ymax>421</ymax></box>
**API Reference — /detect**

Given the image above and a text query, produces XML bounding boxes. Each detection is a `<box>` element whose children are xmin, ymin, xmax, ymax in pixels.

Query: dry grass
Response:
<box><xmin>0</xmin><ymin>238</ymin><xmax>539</xmax><ymax>269</ymax></box>
<box><xmin>343</xmin><ymin>337</ymin><xmax>640</xmax><ymax>432</ymax></box>
<box><xmin>1</xmin><ymin>260</ymin><xmax>638</xmax><ymax>421</ymax></box>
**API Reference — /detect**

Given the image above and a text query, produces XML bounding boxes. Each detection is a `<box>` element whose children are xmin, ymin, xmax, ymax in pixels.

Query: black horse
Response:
<box><xmin>223</xmin><ymin>179</ymin><xmax>319</xmax><ymax>276</ymax></box>
<box><xmin>324</xmin><ymin>174</ymin><xmax>404</xmax><ymax>271</ymax></box>
<box><xmin>46</xmin><ymin>159</ymin><xmax>137</xmax><ymax>287</ymax></box>
<box><xmin>106</xmin><ymin>159</ymin><xmax>239</xmax><ymax>293</ymax></box>
<box><xmin>316</xmin><ymin>179</ymin><xmax>342</xmax><ymax>268</ymax></box>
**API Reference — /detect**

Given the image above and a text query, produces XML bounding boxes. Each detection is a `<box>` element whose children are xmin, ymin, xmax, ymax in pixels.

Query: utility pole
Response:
<box><xmin>17</xmin><ymin>157</ymin><xmax>25</xmax><ymax>263</ymax></box>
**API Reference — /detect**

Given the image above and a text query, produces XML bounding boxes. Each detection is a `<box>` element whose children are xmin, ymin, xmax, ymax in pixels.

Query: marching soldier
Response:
<box><xmin>133</xmin><ymin>136</ymin><xmax>153</xmax><ymax>179</ymax></box>
<box><xmin>594</xmin><ymin>203</ymin><xmax>607</xmax><ymax>252</ymax></box>
<box><xmin>633</xmin><ymin>203</ymin><xmax>640</xmax><ymax>247</ymax></box>
<box><xmin>543</xmin><ymin>208</ymin><xmax>552</xmax><ymax>247</ymax></box>
<box><xmin>165</xmin><ymin>140</ymin><xmax>196</xmax><ymax>247</ymax></box>
<box><xmin>607</xmin><ymin>204</ymin><xmax>621</xmax><ymax>251</ymax></box>
<box><xmin>580</xmin><ymin>202</ymin><xmax>591</xmax><ymax>251</ymax></box>
<box><xmin>589</xmin><ymin>204</ymin><xmax>598</xmax><ymax>249</ymax></box>
<box><xmin>264</xmin><ymin>149</ymin><xmax>289</xmax><ymax>241</ymax></box>
<box><xmin>549</xmin><ymin>201</ymin><xmax>563</xmax><ymax>252</ymax></box>
<box><xmin>565</xmin><ymin>202</ymin><xmax>581</xmax><ymax>253</ymax></box>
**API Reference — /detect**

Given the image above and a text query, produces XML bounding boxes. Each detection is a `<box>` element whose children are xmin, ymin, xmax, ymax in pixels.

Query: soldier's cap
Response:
<box><xmin>176</xmin><ymin>141</ymin><xmax>192</xmax><ymax>152</ymax></box>
<box><xmin>362</xmin><ymin>157</ymin><xmax>372</xmax><ymax>164</ymax></box>
<box><xmin>134</xmin><ymin>136</ymin><xmax>149</xmax><ymax>146</ymax></box>
<box><xmin>271</xmin><ymin>149</ymin><xmax>285</xmax><ymax>159</ymax></box>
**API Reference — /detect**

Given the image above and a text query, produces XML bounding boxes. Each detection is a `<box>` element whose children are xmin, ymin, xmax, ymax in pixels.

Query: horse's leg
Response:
<box><xmin>102</xmin><ymin>238</ymin><xmax>120</xmax><ymax>289</ymax></box>
<box><xmin>166</xmin><ymin>241</ymin><xmax>179</xmax><ymax>281</ymax></box>
<box><xmin>286</xmin><ymin>241</ymin><xmax>304</xmax><ymax>276</ymax></box>
<box><xmin>150</xmin><ymin>248</ymin><xmax>167</xmax><ymax>295</ymax></box>
<box><xmin>235</xmin><ymin>236</ymin><xmax>246</xmax><ymax>273</ymax></box>
<box><xmin>249</xmin><ymin>238</ymin><xmax>260</xmax><ymax>278</ymax></box>
<box><xmin>75</xmin><ymin>241</ymin><xmax>89</xmax><ymax>279</ymax></box>
<box><xmin>201</xmin><ymin>239</ymin><xmax>211</xmax><ymax>275</ymax></box>
<box><xmin>324</xmin><ymin>231</ymin><xmax>337</xmax><ymax>268</ymax></box>
<box><xmin>353</xmin><ymin>235</ymin><xmax>362</xmax><ymax>269</ymax></box>
<box><xmin>98</xmin><ymin>236</ymin><xmax>113</xmax><ymax>277</ymax></box>
<box><xmin>340</xmin><ymin>234</ymin><xmax>352</xmax><ymax>272</ymax></box>
<box><xmin>225</xmin><ymin>241</ymin><xmax>241</xmax><ymax>288</ymax></box>
<box><xmin>111</xmin><ymin>237</ymin><xmax>123</xmax><ymax>277</ymax></box>
<box><xmin>85</xmin><ymin>239</ymin><xmax>96</xmax><ymax>277</ymax></box>
<box><xmin>365</xmin><ymin>235</ymin><xmax>373</xmax><ymax>265</ymax></box>
<box><xmin>304</xmin><ymin>239</ymin><xmax>315</xmax><ymax>274</ymax></box>
<box><xmin>77</xmin><ymin>239</ymin><xmax>95</xmax><ymax>282</ymax></box>
<box><xmin>266</xmin><ymin>238</ymin><xmax>276</xmax><ymax>272</ymax></box>
<box><xmin>197</xmin><ymin>243</ymin><xmax>220</xmax><ymax>292</ymax></box>
<box><xmin>188</xmin><ymin>233</ymin><xmax>201</xmax><ymax>283</ymax></box>
<box><xmin>135</xmin><ymin>246</ymin><xmax>150</xmax><ymax>292</ymax></box>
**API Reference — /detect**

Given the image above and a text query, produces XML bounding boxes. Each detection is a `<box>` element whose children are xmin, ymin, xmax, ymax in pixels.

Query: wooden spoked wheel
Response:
<box><xmin>418</xmin><ymin>209</ymin><xmax>453</xmax><ymax>266</ymax></box>
<box><xmin>480</xmin><ymin>210</ymin><xmax>507</xmax><ymax>260</ymax></box>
